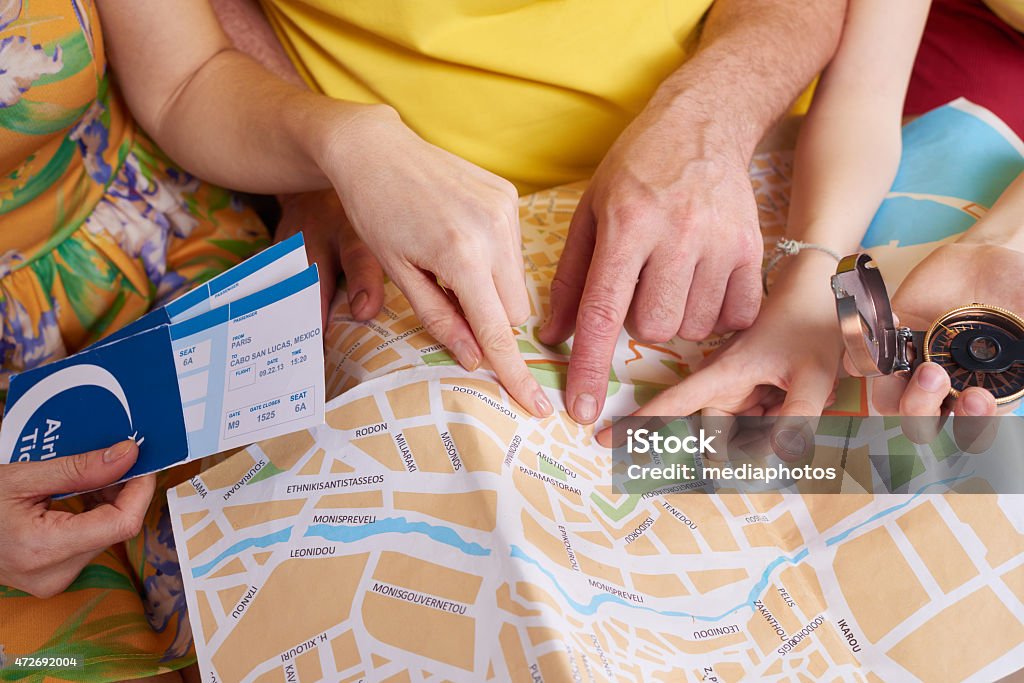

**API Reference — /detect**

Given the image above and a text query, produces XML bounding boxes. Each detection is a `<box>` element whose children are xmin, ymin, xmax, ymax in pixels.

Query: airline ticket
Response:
<box><xmin>0</xmin><ymin>234</ymin><xmax>325</xmax><ymax>488</ymax></box>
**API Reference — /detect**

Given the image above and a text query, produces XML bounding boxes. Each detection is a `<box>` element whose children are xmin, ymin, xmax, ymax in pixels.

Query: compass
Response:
<box><xmin>831</xmin><ymin>253</ymin><xmax>1024</xmax><ymax>405</ymax></box>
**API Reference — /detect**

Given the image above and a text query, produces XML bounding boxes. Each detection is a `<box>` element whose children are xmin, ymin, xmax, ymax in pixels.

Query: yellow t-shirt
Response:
<box><xmin>259</xmin><ymin>0</ymin><xmax>713</xmax><ymax>193</ymax></box>
<box><xmin>985</xmin><ymin>0</ymin><xmax>1024</xmax><ymax>31</ymax></box>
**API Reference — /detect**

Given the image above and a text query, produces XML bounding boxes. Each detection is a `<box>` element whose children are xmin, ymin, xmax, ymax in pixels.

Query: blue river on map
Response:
<box><xmin>191</xmin><ymin>516</ymin><xmax>489</xmax><ymax>578</ymax></box>
<box><xmin>190</xmin><ymin>473</ymin><xmax>973</xmax><ymax>622</ymax></box>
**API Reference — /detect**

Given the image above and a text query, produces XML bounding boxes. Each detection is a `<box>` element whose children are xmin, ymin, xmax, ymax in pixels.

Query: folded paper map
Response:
<box><xmin>168</xmin><ymin>101</ymin><xmax>1024</xmax><ymax>682</ymax></box>
<box><xmin>0</xmin><ymin>234</ymin><xmax>325</xmax><ymax>487</ymax></box>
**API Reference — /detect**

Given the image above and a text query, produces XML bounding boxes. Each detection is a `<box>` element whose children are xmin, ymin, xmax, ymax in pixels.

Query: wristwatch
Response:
<box><xmin>831</xmin><ymin>253</ymin><xmax>1024</xmax><ymax>405</ymax></box>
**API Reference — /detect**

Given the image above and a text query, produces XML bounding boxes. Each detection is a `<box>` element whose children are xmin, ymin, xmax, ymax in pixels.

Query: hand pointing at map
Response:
<box><xmin>321</xmin><ymin>109</ymin><xmax>553</xmax><ymax>419</ymax></box>
<box><xmin>536</xmin><ymin>0</ymin><xmax>842</xmax><ymax>424</ymax></box>
<box><xmin>0</xmin><ymin>441</ymin><xmax>154</xmax><ymax>598</ymax></box>
<box><xmin>539</xmin><ymin>117</ymin><xmax>763</xmax><ymax>425</ymax></box>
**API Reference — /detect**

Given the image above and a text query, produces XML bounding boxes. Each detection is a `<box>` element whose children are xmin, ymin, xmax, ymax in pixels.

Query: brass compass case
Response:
<box><xmin>923</xmin><ymin>304</ymin><xmax>1024</xmax><ymax>404</ymax></box>
<box><xmin>831</xmin><ymin>253</ymin><xmax>1024</xmax><ymax>405</ymax></box>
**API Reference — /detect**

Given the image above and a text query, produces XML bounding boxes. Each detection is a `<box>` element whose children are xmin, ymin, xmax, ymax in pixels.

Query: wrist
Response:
<box><xmin>304</xmin><ymin>101</ymin><xmax>403</xmax><ymax>184</ymax></box>
<box><xmin>645</xmin><ymin>60</ymin><xmax>768</xmax><ymax>164</ymax></box>
<box><xmin>640</xmin><ymin>90</ymin><xmax>754</xmax><ymax>168</ymax></box>
<box><xmin>957</xmin><ymin>172</ymin><xmax>1024</xmax><ymax>251</ymax></box>
<box><xmin>957</xmin><ymin>217</ymin><xmax>1024</xmax><ymax>253</ymax></box>
<box><xmin>768</xmin><ymin>250</ymin><xmax>841</xmax><ymax>303</ymax></box>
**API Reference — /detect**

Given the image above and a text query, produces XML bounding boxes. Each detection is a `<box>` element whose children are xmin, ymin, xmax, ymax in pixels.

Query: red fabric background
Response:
<box><xmin>905</xmin><ymin>0</ymin><xmax>1024</xmax><ymax>136</ymax></box>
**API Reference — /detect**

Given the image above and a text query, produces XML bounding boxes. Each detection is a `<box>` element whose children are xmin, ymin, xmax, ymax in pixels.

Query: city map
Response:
<box><xmin>168</xmin><ymin>101</ymin><xmax>1024</xmax><ymax>682</ymax></box>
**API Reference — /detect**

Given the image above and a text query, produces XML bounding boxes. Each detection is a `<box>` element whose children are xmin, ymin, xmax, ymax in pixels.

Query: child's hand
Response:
<box><xmin>599</xmin><ymin>252</ymin><xmax>844</xmax><ymax>460</ymax></box>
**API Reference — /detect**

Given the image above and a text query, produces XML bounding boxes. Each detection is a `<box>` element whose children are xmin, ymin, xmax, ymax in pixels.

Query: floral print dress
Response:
<box><xmin>0</xmin><ymin>0</ymin><xmax>269</xmax><ymax>679</ymax></box>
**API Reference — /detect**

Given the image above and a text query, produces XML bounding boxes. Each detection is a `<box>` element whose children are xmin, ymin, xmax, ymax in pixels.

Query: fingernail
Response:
<box><xmin>917</xmin><ymin>365</ymin><xmax>947</xmax><ymax>392</ymax></box>
<box><xmin>103</xmin><ymin>441</ymin><xmax>134</xmax><ymax>464</ymax></box>
<box><xmin>573</xmin><ymin>393</ymin><xmax>598</xmax><ymax>424</ymax></box>
<box><xmin>774</xmin><ymin>429</ymin><xmax>806</xmax><ymax>456</ymax></box>
<box><xmin>963</xmin><ymin>391</ymin><xmax>990</xmax><ymax>416</ymax></box>
<box><xmin>350</xmin><ymin>291</ymin><xmax>368</xmax><ymax>317</ymax></box>
<box><xmin>534</xmin><ymin>390</ymin><xmax>553</xmax><ymax>417</ymax></box>
<box><xmin>536</xmin><ymin>322</ymin><xmax>551</xmax><ymax>343</ymax></box>
<box><xmin>452</xmin><ymin>341</ymin><xmax>480</xmax><ymax>372</ymax></box>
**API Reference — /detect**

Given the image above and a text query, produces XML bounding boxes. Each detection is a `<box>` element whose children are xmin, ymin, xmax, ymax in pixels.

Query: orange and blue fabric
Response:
<box><xmin>0</xmin><ymin>0</ymin><xmax>267</xmax><ymax>679</ymax></box>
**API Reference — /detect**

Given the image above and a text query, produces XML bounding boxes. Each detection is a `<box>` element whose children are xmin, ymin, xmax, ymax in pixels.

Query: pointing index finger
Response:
<box><xmin>596</xmin><ymin>365</ymin><xmax>728</xmax><ymax>447</ymax></box>
<box><xmin>565</xmin><ymin>242</ymin><xmax>643</xmax><ymax>424</ymax></box>
<box><xmin>452</xmin><ymin>271</ymin><xmax>552</xmax><ymax>418</ymax></box>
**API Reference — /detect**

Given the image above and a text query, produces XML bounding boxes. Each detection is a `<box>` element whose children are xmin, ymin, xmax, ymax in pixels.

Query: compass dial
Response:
<box><xmin>923</xmin><ymin>304</ymin><xmax>1024</xmax><ymax>404</ymax></box>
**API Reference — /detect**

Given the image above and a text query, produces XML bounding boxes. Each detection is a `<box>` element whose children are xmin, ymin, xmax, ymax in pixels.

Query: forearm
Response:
<box><xmin>647</xmin><ymin>0</ymin><xmax>844</xmax><ymax>162</ymax></box>
<box><xmin>784</xmin><ymin>0</ymin><xmax>931</xmax><ymax>268</ymax></box>
<box><xmin>775</xmin><ymin>100</ymin><xmax>905</xmax><ymax>301</ymax></box>
<box><xmin>98</xmin><ymin>0</ymin><xmax>397</xmax><ymax>195</ymax></box>
<box><xmin>142</xmin><ymin>48</ymin><xmax>388</xmax><ymax>194</ymax></box>
<box><xmin>209</xmin><ymin>0</ymin><xmax>343</xmax><ymax>223</ymax></box>
<box><xmin>785</xmin><ymin>97</ymin><xmax>903</xmax><ymax>256</ymax></box>
<box><xmin>960</xmin><ymin>171</ymin><xmax>1024</xmax><ymax>250</ymax></box>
